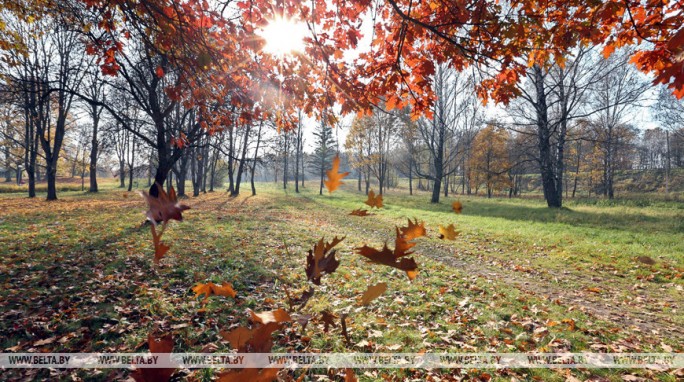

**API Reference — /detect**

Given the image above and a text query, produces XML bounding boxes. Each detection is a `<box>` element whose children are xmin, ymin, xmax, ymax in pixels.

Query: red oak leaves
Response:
<box><xmin>305</xmin><ymin>236</ymin><xmax>344</xmax><ymax>285</ymax></box>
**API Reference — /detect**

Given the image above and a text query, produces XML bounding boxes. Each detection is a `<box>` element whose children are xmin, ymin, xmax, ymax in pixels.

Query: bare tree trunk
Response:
<box><xmin>232</xmin><ymin>122</ymin><xmax>252</xmax><ymax>196</ymax></box>
<box><xmin>250</xmin><ymin>121</ymin><xmax>263</xmax><ymax>196</ymax></box>
<box><xmin>88</xmin><ymin>106</ymin><xmax>100</xmax><ymax>192</ymax></box>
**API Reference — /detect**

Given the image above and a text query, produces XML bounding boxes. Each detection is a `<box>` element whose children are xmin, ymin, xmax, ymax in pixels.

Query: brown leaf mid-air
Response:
<box><xmin>344</xmin><ymin>368</ymin><xmax>358</xmax><ymax>382</ymax></box>
<box><xmin>361</xmin><ymin>282</ymin><xmax>387</xmax><ymax>305</ymax></box>
<box><xmin>249</xmin><ymin>308</ymin><xmax>292</xmax><ymax>325</ymax></box>
<box><xmin>320</xmin><ymin>310</ymin><xmax>338</xmax><ymax>332</ymax></box>
<box><xmin>355</xmin><ymin>224</ymin><xmax>422</xmax><ymax>280</ymax></box>
<box><xmin>305</xmin><ymin>236</ymin><xmax>344</xmax><ymax>285</ymax></box>
<box><xmin>220</xmin><ymin>327</ymin><xmax>252</xmax><ymax>351</ymax></box>
<box><xmin>285</xmin><ymin>285</ymin><xmax>315</xmax><ymax>311</ymax></box>
<box><xmin>452</xmin><ymin>201</ymin><xmax>463</xmax><ymax>214</ymax></box>
<box><xmin>150</xmin><ymin>224</ymin><xmax>170</xmax><ymax>265</ymax></box>
<box><xmin>356</xmin><ymin>243</ymin><xmax>418</xmax><ymax>280</ymax></box>
<box><xmin>324</xmin><ymin>154</ymin><xmax>350</xmax><ymax>193</ymax></box>
<box><xmin>140</xmin><ymin>183</ymin><xmax>190</xmax><ymax>225</ymax></box>
<box><xmin>349</xmin><ymin>209</ymin><xmax>371</xmax><ymax>216</ymax></box>
<box><xmin>192</xmin><ymin>282</ymin><xmax>237</xmax><ymax>304</ymax></box>
<box><xmin>218</xmin><ymin>322</ymin><xmax>281</xmax><ymax>381</ymax></box>
<box><xmin>438</xmin><ymin>224</ymin><xmax>459</xmax><ymax>240</ymax></box>
<box><xmin>131</xmin><ymin>332</ymin><xmax>175</xmax><ymax>382</ymax></box>
<box><xmin>220</xmin><ymin>322</ymin><xmax>282</xmax><ymax>353</ymax></box>
<box><xmin>399</xmin><ymin>218</ymin><xmax>427</xmax><ymax>241</ymax></box>
<box><xmin>218</xmin><ymin>368</ymin><xmax>278</xmax><ymax>382</ymax></box>
<box><xmin>394</xmin><ymin>227</ymin><xmax>417</xmax><ymax>257</ymax></box>
<box><xmin>364</xmin><ymin>189</ymin><xmax>383</xmax><ymax>208</ymax></box>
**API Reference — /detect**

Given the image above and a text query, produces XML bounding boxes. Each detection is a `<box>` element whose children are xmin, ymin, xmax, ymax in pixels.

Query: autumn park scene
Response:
<box><xmin>0</xmin><ymin>0</ymin><xmax>683</xmax><ymax>381</ymax></box>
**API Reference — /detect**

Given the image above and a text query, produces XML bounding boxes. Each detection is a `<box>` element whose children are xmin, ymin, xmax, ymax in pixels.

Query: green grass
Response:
<box><xmin>0</xmin><ymin>180</ymin><xmax>681</xmax><ymax>381</ymax></box>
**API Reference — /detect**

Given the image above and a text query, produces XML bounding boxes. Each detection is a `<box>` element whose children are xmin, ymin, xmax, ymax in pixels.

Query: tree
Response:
<box><xmin>82</xmin><ymin>67</ymin><xmax>106</xmax><ymax>192</ymax></box>
<box><xmin>468</xmin><ymin>125</ymin><xmax>511</xmax><ymax>198</ymax></box>
<box><xmin>413</xmin><ymin>66</ymin><xmax>480</xmax><ymax>203</ymax></box>
<box><xmin>310</xmin><ymin>119</ymin><xmax>337</xmax><ymax>195</ymax></box>
<box><xmin>589</xmin><ymin>50</ymin><xmax>650</xmax><ymax>198</ymax></box>
<box><xmin>345</xmin><ymin>117</ymin><xmax>373</xmax><ymax>194</ymax></box>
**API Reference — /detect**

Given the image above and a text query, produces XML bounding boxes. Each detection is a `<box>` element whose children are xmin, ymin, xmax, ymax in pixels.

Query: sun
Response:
<box><xmin>259</xmin><ymin>17</ymin><xmax>307</xmax><ymax>57</ymax></box>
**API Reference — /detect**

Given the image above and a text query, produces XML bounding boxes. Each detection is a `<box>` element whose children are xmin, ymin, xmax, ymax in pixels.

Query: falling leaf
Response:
<box><xmin>305</xmin><ymin>237</ymin><xmax>344</xmax><ymax>285</ymax></box>
<box><xmin>356</xmin><ymin>244</ymin><xmax>418</xmax><ymax>280</ymax></box>
<box><xmin>192</xmin><ymin>282</ymin><xmax>237</xmax><ymax>304</ymax></box>
<box><xmin>220</xmin><ymin>327</ymin><xmax>253</xmax><ymax>351</ymax></box>
<box><xmin>324</xmin><ymin>155</ymin><xmax>350</xmax><ymax>193</ymax></box>
<box><xmin>361</xmin><ymin>282</ymin><xmax>387</xmax><ymax>305</ymax></box>
<box><xmin>344</xmin><ymin>368</ymin><xmax>358</xmax><ymax>382</ymax></box>
<box><xmin>394</xmin><ymin>229</ymin><xmax>416</xmax><ymax>257</ymax></box>
<box><xmin>364</xmin><ymin>189</ymin><xmax>383</xmax><ymax>208</ymax></box>
<box><xmin>438</xmin><ymin>224</ymin><xmax>459</xmax><ymax>240</ymax></box>
<box><xmin>349</xmin><ymin>209</ymin><xmax>370</xmax><ymax>216</ymax></box>
<box><xmin>452</xmin><ymin>201</ymin><xmax>463</xmax><ymax>214</ymax></box>
<box><xmin>150</xmin><ymin>223</ymin><xmax>170</xmax><ymax>265</ymax></box>
<box><xmin>399</xmin><ymin>218</ymin><xmax>426</xmax><ymax>241</ymax></box>
<box><xmin>340</xmin><ymin>313</ymin><xmax>352</xmax><ymax>346</ymax></box>
<box><xmin>131</xmin><ymin>333</ymin><xmax>175</xmax><ymax>382</ymax></box>
<box><xmin>320</xmin><ymin>310</ymin><xmax>338</xmax><ymax>332</ymax></box>
<box><xmin>250</xmin><ymin>308</ymin><xmax>292</xmax><ymax>324</ymax></box>
<box><xmin>140</xmin><ymin>183</ymin><xmax>190</xmax><ymax>225</ymax></box>
<box><xmin>221</xmin><ymin>322</ymin><xmax>282</xmax><ymax>353</ymax></box>
<box><xmin>155</xmin><ymin>66</ymin><xmax>165</xmax><ymax>78</ymax></box>
<box><xmin>218</xmin><ymin>368</ymin><xmax>279</xmax><ymax>382</ymax></box>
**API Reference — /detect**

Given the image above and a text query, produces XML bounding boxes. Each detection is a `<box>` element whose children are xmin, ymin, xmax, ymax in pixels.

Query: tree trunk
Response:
<box><xmin>46</xmin><ymin>163</ymin><xmax>57</xmax><ymax>201</ymax></box>
<box><xmin>119</xmin><ymin>161</ymin><xmax>126</xmax><ymax>188</ymax></box>
<box><xmin>232</xmin><ymin>123</ymin><xmax>252</xmax><ymax>197</ymax></box>
<box><xmin>88</xmin><ymin>109</ymin><xmax>100</xmax><ymax>192</ymax></box>
<box><xmin>533</xmin><ymin>66</ymin><xmax>561</xmax><ymax>208</ymax></box>
<box><xmin>408</xmin><ymin>158</ymin><xmax>413</xmax><ymax>196</ymax></box>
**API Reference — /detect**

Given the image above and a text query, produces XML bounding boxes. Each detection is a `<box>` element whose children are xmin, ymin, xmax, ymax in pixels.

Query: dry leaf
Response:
<box><xmin>349</xmin><ymin>209</ymin><xmax>370</xmax><ymax>216</ymax></box>
<box><xmin>356</xmin><ymin>244</ymin><xmax>418</xmax><ymax>280</ymax></box>
<box><xmin>250</xmin><ymin>308</ymin><xmax>292</xmax><ymax>324</ymax></box>
<box><xmin>361</xmin><ymin>282</ymin><xmax>387</xmax><ymax>305</ymax></box>
<box><xmin>305</xmin><ymin>237</ymin><xmax>344</xmax><ymax>285</ymax></box>
<box><xmin>192</xmin><ymin>282</ymin><xmax>237</xmax><ymax>304</ymax></box>
<box><xmin>324</xmin><ymin>155</ymin><xmax>350</xmax><ymax>193</ymax></box>
<box><xmin>140</xmin><ymin>183</ymin><xmax>190</xmax><ymax>225</ymax></box>
<box><xmin>131</xmin><ymin>332</ymin><xmax>175</xmax><ymax>382</ymax></box>
<box><xmin>438</xmin><ymin>224</ymin><xmax>459</xmax><ymax>240</ymax></box>
<box><xmin>218</xmin><ymin>368</ymin><xmax>278</xmax><ymax>382</ymax></box>
<box><xmin>320</xmin><ymin>310</ymin><xmax>338</xmax><ymax>332</ymax></box>
<box><xmin>344</xmin><ymin>368</ymin><xmax>358</xmax><ymax>382</ymax></box>
<box><xmin>399</xmin><ymin>218</ymin><xmax>426</xmax><ymax>241</ymax></box>
<box><xmin>636</xmin><ymin>256</ymin><xmax>656</xmax><ymax>265</ymax></box>
<box><xmin>364</xmin><ymin>189</ymin><xmax>383</xmax><ymax>209</ymax></box>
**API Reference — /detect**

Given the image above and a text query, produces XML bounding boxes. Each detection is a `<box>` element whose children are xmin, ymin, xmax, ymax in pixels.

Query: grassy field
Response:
<box><xmin>0</xmin><ymin>179</ymin><xmax>682</xmax><ymax>381</ymax></box>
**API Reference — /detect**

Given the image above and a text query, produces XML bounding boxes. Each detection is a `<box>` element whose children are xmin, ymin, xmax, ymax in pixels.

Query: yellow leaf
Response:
<box><xmin>438</xmin><ymin>224</ymin><xmax>459</xmax><ymax>240</ymax></box>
